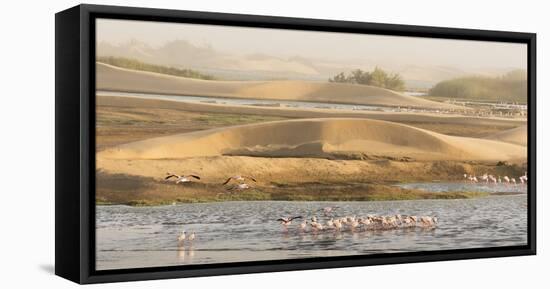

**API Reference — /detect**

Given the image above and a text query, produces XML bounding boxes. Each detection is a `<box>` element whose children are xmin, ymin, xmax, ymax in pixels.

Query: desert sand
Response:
<box><xmin>95</xmin><ymin>99</ymin><xmax>527</xmax><ymax>205</ymax></box>
<box><xmin>98</xmin><ymin>118</ymin><xmax>526</xmax><ymax>162</ymax></box>
<box><xmin>96</xmin><ymin>62</ymin><xmax>463</xmax><ymax>110</ymax></box>
<box><xmin>486</xmin><ymin>125</ymin><xmax>527</xmax><ymax>146</ymax></box>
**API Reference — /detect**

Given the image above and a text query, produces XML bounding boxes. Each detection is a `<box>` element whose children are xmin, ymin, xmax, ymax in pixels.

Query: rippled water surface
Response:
<box><xmin>96</xmin><ymin>195</ymin><xmax>527</xmax><ymax>270</ymax></box>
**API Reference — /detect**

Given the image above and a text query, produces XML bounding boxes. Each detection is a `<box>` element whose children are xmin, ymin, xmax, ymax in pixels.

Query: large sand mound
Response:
<box><xmin>485</xmin><ymin>125</ymin><xmax>527</xmax><ymax>146</ymax></box>
<box><xmin>96</xmin><ymin>62</ymin><xmax>461</xmax><ymax>110</ymax></box>
<box><xmin>99</xmin><ymin>118</ymin><xmax>526</xmax><ymax>162</ymax></box>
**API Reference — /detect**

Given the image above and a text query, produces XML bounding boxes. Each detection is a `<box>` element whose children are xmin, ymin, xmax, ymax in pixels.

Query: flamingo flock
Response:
<box><xmin>463</xmin><ymin>171</ymin><xmax>528</xmax><ymax>185</ymax></box>
<box><xmin>177</xmin><ymin>230</ymin><xmax>196</xmax><ymax>245</ymax></box>
<box><xmin>277</xmin><ymin>212</ymin><xmax>438</xmax><ymax>233</ymax></box>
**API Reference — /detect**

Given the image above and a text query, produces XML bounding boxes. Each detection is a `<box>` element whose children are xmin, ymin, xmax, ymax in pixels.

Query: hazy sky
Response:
<box><xmin>96</xmin><ymin>18</ymin><xmax>527</xmax><ymax>70</ymax></box>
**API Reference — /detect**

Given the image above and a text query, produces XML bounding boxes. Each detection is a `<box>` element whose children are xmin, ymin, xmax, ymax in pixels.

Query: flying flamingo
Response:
<box><xmin>165</xmin><ymin>173</ymin><xmax>201</xmax><ymax>184</ymax></box>
<box><xmin>318</xmin><ymin>206</ymin><xmax>339</xmax><ymax>215</ymax></box>
<box><xmin>277</xmin><ymin>216</ymin><xmax>303</xmax><ymax>230</ymax></box>
<box><xmin>223</xmin><ymin>175</ymin><xmax>257</xmax><ymax>185</ymax></box>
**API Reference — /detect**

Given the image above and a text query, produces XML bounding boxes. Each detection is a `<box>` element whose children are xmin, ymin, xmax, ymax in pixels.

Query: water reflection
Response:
<box><xmin>177</xmin><ymin>244</ymin><xmax>195</xmax><ymax>263</ymax></box>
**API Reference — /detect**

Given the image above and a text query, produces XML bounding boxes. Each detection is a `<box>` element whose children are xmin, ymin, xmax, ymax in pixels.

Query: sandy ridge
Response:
<box><xmin>98</xmin><ymin>118</ymin><xmax>526</xmax><ymax>162</ymax></box>
<box><xmin>97</xmin><ymin>62</ymin><xmax>463</xmax><ymax>110</ymax></box>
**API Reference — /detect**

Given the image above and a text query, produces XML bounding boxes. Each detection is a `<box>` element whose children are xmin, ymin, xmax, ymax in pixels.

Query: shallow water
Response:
<box><xmin>396</xmin><ymin>182</ymin><xmax>527</xmax><ymax>194</ymax></box>
<box><xmin>97</xmin><ymin>90</ymin><xmax>431</xmax><ymax>113</ymax></box>
<box><xmin>96</xmin><ymin>195</ymin><xmax>527</xmax><ymax>270</ymax></box>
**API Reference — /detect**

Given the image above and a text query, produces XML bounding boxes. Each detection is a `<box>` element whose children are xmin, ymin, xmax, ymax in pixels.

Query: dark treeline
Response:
<box><xmin>97</xmin><ymin>56</ymin><xmax>216</xmax><ymax>80</ymax></box>
<box><xmin>429</xmin><ymin>70</ymin><xmax>527</xmax><ymax>102</ymax></box>
<box><xmin>328</xmin><ymin>67</ymin><xmax>405</xmax><ymax>91</ymax></box>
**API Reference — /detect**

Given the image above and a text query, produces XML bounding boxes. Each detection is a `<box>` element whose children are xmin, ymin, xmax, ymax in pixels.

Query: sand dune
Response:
<box><xmin>99</xmin><ymin>118</ymin><xmax>526</xmax><ymax>162</ymax></box>
<box><xmin>96</xmin><ymin>62</ymin><xmax>462</xmax><ymax>110</ymax></box>
<box><xmin>486</xmin><ymin>125</ymin><xmax>527</xmax><ymax>146</ymax></box>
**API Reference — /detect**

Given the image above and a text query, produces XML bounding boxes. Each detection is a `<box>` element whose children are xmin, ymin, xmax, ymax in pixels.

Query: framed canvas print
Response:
<box><xmin>55</xmin><ymin>4</ymin><xmax>536</xmax><ymax>284</ymax></box>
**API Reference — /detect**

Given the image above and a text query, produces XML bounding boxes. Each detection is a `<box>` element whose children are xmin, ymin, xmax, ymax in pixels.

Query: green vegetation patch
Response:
<box><xmin>429</xmin><ymin>70</ymin><xmax>527</xmax><ymax>103</ymax></box>
<box><xmin>192</xmin><ymin>114</ymin><xmax>286</xmax><ymax>127</ymax></box>
<box><xmin>97</xmin><ymin>56</ymin><xmax>216</xmax><ymax>80</ymax></box>
<box><xmin>329</xmin><ymin>67</ymin><xmax>405</xmax><ymax>91</ymax></box>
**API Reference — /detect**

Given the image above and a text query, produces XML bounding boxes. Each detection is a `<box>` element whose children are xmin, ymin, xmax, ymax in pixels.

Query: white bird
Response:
<box><xmin>310</xmin><ymin>221</ymin><xmax>324</xmax><ymax>231</ymax></box>
<box><xmin>223</xmin><ymin>175</ymin><xmax>257</xmax><ymax>185</ymax></box>
<box><xmin>519</xmin><ymin>172</ymin><xmax>528</xmax><ymax>184</ymax></box>
<box><xmin>420</xmin><ymin>216</ymin><xmax>438</xmax><ymax>227</ymax></box>
<box><xmin>333</xmin><ymin>219</ymin><xmax>343</xmax><ymax>231</ymax></box>
<box><xmin>511</xmin><ymin>178</ymin><xmax>517</xmax><ymax>185</ymax></box>
<box><xmin>178</xmin><ymin>230</ymin><xmax>186</xmax><ymax>243</ymax></box>
<box><xmin>503</xmin><ymin>176</ymin><xmax>510</xmax><ymax>184</ymax></box>
<box><xmin>299</xmin><ymin>220</ymin><xmax>308</xmax><ymax>231</ymax></box>
<box><xmin>350</xmin><ymin>219</ymin><xmax>360</xmax><ymax>231</ymax></box>
<box><xmin>326</xmin><ymin>218</ymin><xmax>334</xmax><ymax>229</ymax></box>
<box><xmin>166</xmin><ymin>173</ymin><xmax>201</xmax><ymax>184</ymax></box>
<box><xmin>188</xmin><ymin>232</ymin><xmax>196</xmax><ymax>242</ymax></box>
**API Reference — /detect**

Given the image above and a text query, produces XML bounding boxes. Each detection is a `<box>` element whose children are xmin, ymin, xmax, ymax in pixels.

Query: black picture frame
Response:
<box><xmin>55</xmin><ymin>4</ymin><xmax>536</xmax><ymax>284</ymax></box>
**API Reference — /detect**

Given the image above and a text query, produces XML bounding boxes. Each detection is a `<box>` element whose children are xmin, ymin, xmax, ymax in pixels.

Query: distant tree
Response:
<box><xmin>328</xmin><ymin>72</ymin><xmax>348</xmax><ymax>83</ymax></box>
<box><xmin>351</xmin><ymin>69</ymin><xmax>372</xmax><ymax>85</ymax></box>
<box><xmin>369</xmin><ymin>67</ymin><xmax>388</xmax><ymax>88</ymax></box>
<box><xmin>328</xmin><ymin>67</ymin><xmax>404</xmax><ymax>91</ymax></box>
<box><xmin>385</xmin><ymin>73</ymin><xmax>405</xmax><ymax>91</ymax></box>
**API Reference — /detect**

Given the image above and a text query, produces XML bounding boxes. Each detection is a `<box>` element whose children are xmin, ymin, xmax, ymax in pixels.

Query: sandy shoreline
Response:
<box><xmin>97</xmin><ymin>95</ymin><xmax>526</xmax><ymax>127</ymax></box>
